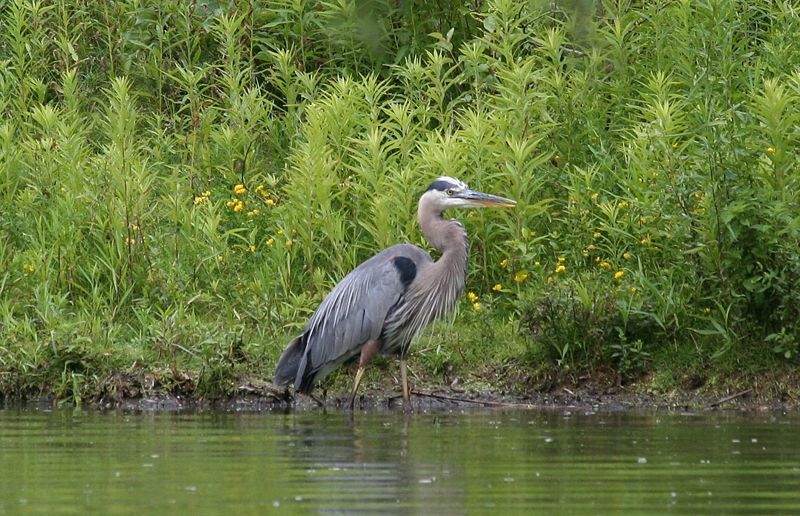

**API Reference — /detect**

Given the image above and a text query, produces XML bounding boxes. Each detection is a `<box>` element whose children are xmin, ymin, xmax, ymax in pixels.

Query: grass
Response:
<box><xmin>1</xmin><ymin>0</ymin><xmax>799</xmax><ymax>405</ymax></box>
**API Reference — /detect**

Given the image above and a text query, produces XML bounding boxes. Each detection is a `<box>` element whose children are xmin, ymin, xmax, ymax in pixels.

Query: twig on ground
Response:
<box><xmin>708</xmin><ymin>389</ymin><xmax>752</xmax><ymax>408</ymax></box>
<box><xmin>411</xmin><ymin>389</ymin><xmax>539</xmax><ymax>409</ymax></box>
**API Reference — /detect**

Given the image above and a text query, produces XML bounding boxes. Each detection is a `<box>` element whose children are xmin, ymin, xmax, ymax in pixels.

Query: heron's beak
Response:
<box><xmin>458</xmin><ymin>189</ymin><xmax>517</xmax><ymax>208</ymax></box>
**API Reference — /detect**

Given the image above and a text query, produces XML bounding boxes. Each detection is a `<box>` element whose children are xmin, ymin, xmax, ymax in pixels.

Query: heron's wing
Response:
<box><xmin>293</xmin><ymin>244</ymin><xmax>432</xmax><ymax>392</ymax></box>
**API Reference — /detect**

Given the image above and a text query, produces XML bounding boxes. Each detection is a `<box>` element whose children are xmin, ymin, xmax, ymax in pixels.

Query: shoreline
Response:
<box><xmin>4</xmin><ymin>380</ymin><xmax>796</xmax><ymax>413</ymax></box>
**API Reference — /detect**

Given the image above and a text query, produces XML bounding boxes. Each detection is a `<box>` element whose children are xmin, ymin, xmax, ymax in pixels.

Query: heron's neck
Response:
<box><xmin>418</xmin><ymin>204</ymin><xmax>469</xmax><ymax>285</ymax></box>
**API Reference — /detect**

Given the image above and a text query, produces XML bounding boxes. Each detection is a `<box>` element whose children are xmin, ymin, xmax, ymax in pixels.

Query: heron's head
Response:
<box><xmin>421</xmin><ymin>176</ymin><xmax>517</xmax><ymax>211</ymax></box>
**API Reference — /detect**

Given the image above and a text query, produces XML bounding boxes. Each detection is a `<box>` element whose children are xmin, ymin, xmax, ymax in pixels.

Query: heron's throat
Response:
<box><xmin>417</xmin><ymin>204</ymin><xmax>469</xmax><ymax>299</ymax></box>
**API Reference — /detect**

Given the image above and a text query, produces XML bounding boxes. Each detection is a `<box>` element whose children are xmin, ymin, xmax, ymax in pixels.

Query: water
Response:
<box><xmin>1</xmin><ymin>407</ymin><xmax>799</xmax><ymax>513</ymax></box>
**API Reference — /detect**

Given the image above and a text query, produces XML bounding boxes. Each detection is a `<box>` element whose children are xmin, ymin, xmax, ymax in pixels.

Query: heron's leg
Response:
<box><xmin>348</xmin><ymin>339</ymin><xmax>379</xmax><ymax>409</ymax></box>
<box><xmin>348</xmin><ymin>367</ymin><xmax>366</xmax><ymax>409</ymax></box>
<box><xmin>400</xmin><ymin>357</ymin><xmax>409</xmax><ymax>405</ymax></box>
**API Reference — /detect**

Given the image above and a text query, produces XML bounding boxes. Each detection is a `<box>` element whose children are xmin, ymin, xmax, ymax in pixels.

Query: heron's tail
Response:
<box><xmin>273</xmin><ymin>333</ymin><xmax>307</xmax><ymax>387</ymax></box>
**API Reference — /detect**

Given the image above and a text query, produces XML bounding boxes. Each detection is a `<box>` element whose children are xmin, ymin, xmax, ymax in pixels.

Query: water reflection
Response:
<box><xmin>275</xmin><ymin>412</ymin><xmax>416</xmax><ymax>512</ymax></box>
<box><xmin>1</xmin><ymin>409</ymin><xmax>799</xmax><ymax>513</ymax></box>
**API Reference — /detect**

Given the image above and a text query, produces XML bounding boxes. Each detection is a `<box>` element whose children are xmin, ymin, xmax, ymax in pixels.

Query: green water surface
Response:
<box><xmin>1</xmin><ymin>407</ymin><xmax>799</xmax><ymax>513</ymax></box>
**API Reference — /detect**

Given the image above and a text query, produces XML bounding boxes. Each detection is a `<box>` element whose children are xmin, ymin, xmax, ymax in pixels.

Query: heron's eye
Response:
<box><xmin>446</xmin><ymin>189</ymin><xmax>455</xmax><ymax>196</ymax></box>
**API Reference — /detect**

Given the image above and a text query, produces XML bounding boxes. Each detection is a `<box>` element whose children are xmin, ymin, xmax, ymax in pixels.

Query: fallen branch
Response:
<box><xmin>410</xmin><ymin>389</ymin><xmax>539</xmax><ymax>409</ymax></box>
<box><xmin>708</xmin><ymin>389</ymin><xmax>752</xmax><ymax>408</ymax></box>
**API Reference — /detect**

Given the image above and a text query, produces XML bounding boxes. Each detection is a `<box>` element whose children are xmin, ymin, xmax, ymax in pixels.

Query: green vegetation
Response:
<box><xmin>1</xmin><ymin>0</ymin><xmax>798</xmax><ymax>404</ymax></box>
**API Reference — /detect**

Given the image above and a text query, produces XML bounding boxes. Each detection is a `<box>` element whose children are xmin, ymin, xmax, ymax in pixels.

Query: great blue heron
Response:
<box><xmin>274</xmin><ymin>176</ymin><xmax>516</xmax><ymax>407</ymax></box>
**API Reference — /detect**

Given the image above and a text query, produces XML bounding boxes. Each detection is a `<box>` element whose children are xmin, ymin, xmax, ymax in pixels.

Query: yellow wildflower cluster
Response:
<box><xmin>623</xmin><ymin>252</ymin><xmax>631</xmax><ymax>260</ymax></box>
<box><xmin>234</xmin><ymin>183</ymin><xmax>247</xmax><ymax>195</ymax></box>
<box><xmin>492</xmin><ymin>284</ymin><xmax>503</xmax><ymax>292</ymax></box>
<box><xmin>614</xmin><ymin>270</ymin><xmax>625</xmax><ymax>280</ymax></box>
<box><xmin>467</xmin><ymin>291</ymin><xmax>481</xmax><ymax>311</ymax></box>
<box><xmin>555</xmin><ymin>264</ymin><xmax>566</xmax><ymax>273</ymax></box>
<box><xmin>23</xmin><ymin>263</ymin><xmax>35</xmax><ymax>273</ymax></box>
<box><xmin>193</xmin><ymin>190</ymin><xmax>211</xmax><ymax>205</ymax></box>
<box><xmin>266</xmin><ymin>238</ymin><xmax>274</xmax><ymax>246</ymax></box>
<box><xmin>255</xmin><ymin>185</ymin><xmax>277</xmax><ymax>207</ymax></box>
<box><xmin>126</xmin><ymin>237</ymin><xmax>136</xmax><ymax>245</ymax></box>
<box><xmin>514</xmin><ymin>271</ymin><xmax>528</xmax><ymax>283</ymax></box>
<box><xmin>767</xmin><ymin>146</ymin><xmax>776</xmax><ymax>154</ymax></box>
<box><xmin>226</xmin><ymin>198</ymin><xmax>245</xmax><ymax>213</ymax></box>
<box><xmin>500</xmin><ymin>259</ymin><xmax>508</xmax><ymax>269</ymax></box>
<box><xmin>250</xmin><ymin>245</ymin><xmax>256</xmax><ymax>253</ymax></box>
<box><xmin>599</xmin><ymin>261</ymin><xmax>611</xmax><ymax>269</ymax></box>
<box><xmin>247</xmin><ymin>209</ymin><xmax>260</xmax><ymax>217</ymax></box>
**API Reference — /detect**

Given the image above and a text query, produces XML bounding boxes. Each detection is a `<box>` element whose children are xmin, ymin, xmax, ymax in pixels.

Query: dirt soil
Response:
<box><xmin>9</xmin><ymin>373</ymin><xmax>796</xmax><ymax>413</ymax></box>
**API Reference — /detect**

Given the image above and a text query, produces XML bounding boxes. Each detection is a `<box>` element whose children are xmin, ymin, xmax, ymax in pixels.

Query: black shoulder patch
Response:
<box><xmin>392</xmin><ymin>256</ymin><xmax>417</xmax><ymax>287</ymax></box>
<box><xmin>426</xmin><ymin>179</ymin><xmax>455</xmax><ymax>193</ymax></box>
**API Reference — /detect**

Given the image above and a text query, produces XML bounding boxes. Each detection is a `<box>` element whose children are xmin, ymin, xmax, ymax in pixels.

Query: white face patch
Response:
<box><xmin>434</xmin><ymin>176</ymin><xmax>468</xmax><ymax>191</ymax></box>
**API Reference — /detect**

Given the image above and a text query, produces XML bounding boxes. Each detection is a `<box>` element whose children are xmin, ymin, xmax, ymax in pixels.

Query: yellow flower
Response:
<box><xmin>234</xmin><ymin>183</ymin><xmax>247</xmax><ymax>195</ymax></box>
<box><xmin>247</xmin><ymin>209</ymin><xmax>260</xmax><ymax>217</ymax></box>
<box><xmin>500</xmin><ymin>259</ymin><xmax>508</xmax><ymax>269</ymax></box>
<box><xmin>555</xmin><ymin>265</ymin><xmax>566</xmax><ymax>273</ymax></box>
<box><xmin>547</xmin><ymin>276</ymin><xmax>554</xmax><ymax>284</ymax></box>
<box><xmin>266</xmin><ymin>238</ymin><xmax>274</xmax><ymax>246</ymax></box>
<box><xmin>277</xmin><ymin>229</ymin><xmax>283</xmax><ymax>235</ymax></box>
<box><xmin>265</xmin><ymin>199</ymin><xmax>275</xmax><ymax>207</ymax></box>
<box><xmin>514</xmin><ymin>271</ymin><xmax>528</xmax><ymax>283</ymax></box>
<box><xmin>767</xmin><ymin>146</ymin><xmax>776</xmax><ymax>154</ymax></box>
<box><xmin>623</xmin><ymin>252</ymin><xmax>631</xmax><ymax>260</ymax></box>
<box><xmin>250</xmin><ymin>245</ymin><xmax>256</xmax><ymax>253</ymax></box>
<box><xmin>233</xmin><ymin>201</ymin><xmax>244</xmax><ymax>213</ymax></box>
<box><xmin>23</xmin><ymin>263</ymin><xmax>35</xmax><ymax>273</ymax></box>
<box><xmin>586</xmin><ymin>244</ymin><xmax>595</xmax><ymax>251</ymax></box>
<box><xmin>629</xmin><ymin>287</ymin><xmax>638</xmax><ymax>293</ymax></box>
<box><xmin>217</xmin><ymin>255</ymin><xmax>225</xmax><ymax>262</ymax></box>
<box><xmin>126</xmin><ymin>237</ymin><xmax>136</xmax><ymax>245</ymax></box>
<box><xmin>472</xmin><ymin>302</ymin><xmax>481</xmax><ymax>311</ymax></box>
<box><xmin>590</xmin><ymin>192</ymin><xmax>598</xmax><ymax>201</ymax></box>
<box><xmin>558</xmin><ymin>256</ymin><xmax>565</xmax><ymax>263</ymax></box>
<box><xmin>600</xmin><ymin>261</ymin><xmax>611</xmax><ymax>269</ymax></box>
<box><xmin>593</xmin><ymin>232</ymin><xmax>601</xmax><ymax>239</ymax></box>
<box><xmin>467</xmin><ymin>291</ymin><xmax>478</xmax><ymax>303</ymax></box>
<box><xmin>467</xmin><ymin>211</ymin><xmax>476</xmax><ymax>218</ymax></box>
<box><xmin>492</xmin><ymin>284</ymin><xmax>503</xmax><ymax>292</ymax></box>
<box><xmin>619</xmin><ymin>200</ymin><xmax>629</xmax><ymax>209</ymax></box>
<box><xmin>194</xmin><ymin>196</ymin><xmax>207</xmax><ymax>205</ymax></box>
<box><xmin>672</xmin><ymin>142</ymin><xmax>678</xmax><ymax>149</ymax></box>
<box><xmin>640</xmin><ymin>238</ymin><xmax>649</xmax><ymax>245</ymax></box>
<box><xmin>285</xmin><ymin>239</ymin><xmax>293</xmax><ymax>249</ymax></box>
<box><xmin>614</xmin><ymin>270</ymin><xmax>624</xmax><ymax>280</ymax></box>
<box><xmin>703</xmin><ymin>307</ymin><xmax>711</xmax><ymax>314</ymax></box>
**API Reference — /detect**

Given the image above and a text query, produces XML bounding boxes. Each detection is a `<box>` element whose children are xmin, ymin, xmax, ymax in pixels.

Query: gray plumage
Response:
<box><xmin>274</xmin><ymin>176</ymin><xmax>515</xmax><ymax>404</ymax></box>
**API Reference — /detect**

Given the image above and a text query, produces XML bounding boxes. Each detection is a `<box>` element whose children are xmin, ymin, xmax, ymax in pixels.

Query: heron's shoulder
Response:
<box><xmin>376</xmin><ymin>243</ymin><xmax>433</xmax><ymax>264</ymax></box>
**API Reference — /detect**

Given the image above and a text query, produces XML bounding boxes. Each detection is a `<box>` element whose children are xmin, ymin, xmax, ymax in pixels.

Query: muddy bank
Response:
<box><xmin>6</xmin><ymin>379</ymin><xmax>797</xmax><ymax>413</ymax></box>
